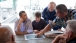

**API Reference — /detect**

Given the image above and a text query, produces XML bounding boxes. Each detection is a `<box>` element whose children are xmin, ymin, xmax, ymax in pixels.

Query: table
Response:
<box><xmin>2</xmin><ymin>23</ymin><xmax>55</xmax><ymax>43</ymax></box>
<box><xmin>15</xmin><ymin>35</ymin><xmax>54</xmax><ymax>43</ymax></box>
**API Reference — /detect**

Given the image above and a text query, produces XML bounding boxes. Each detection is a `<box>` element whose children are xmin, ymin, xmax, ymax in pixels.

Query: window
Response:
<box><xmin>0</xmin><ymin>0</ymin><xmax>76</xmax><ymax>23</ymax></box>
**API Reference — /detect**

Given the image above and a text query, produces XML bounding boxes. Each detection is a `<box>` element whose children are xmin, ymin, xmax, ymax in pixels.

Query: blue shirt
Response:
<box><xmin>42</xmin><ymin>7</ymin><xmax>56</xmax><ymax>24</ymax></box>
<box><xmin>14</xmin><ymin>18</ymin><xmax>33</xmax><ymax>33</ymax></box>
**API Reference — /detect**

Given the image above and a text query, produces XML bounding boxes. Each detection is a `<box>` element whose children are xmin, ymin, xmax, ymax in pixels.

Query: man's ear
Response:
<box><xmin>68</xmin><ymin>31</ymin><xmax>73</xmax><ymax>39</ymax></box>
<box><xmin>64</xmin><ymin>12</ymin><xmax>67</xmax><ymax>15</ymax></box>
<box><xmin>12</xmin><ymin>35</ymin><xmax>15</xmax><ymax>42</ymax></box>
<box><xmin>20</xmin><ymin>16</ymin><xmax>22</xmax><ymax>18</ymax></box>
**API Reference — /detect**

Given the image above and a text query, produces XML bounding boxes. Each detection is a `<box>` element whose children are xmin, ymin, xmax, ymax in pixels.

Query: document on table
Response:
<box><xmin>24</xmin><ymin>34</ymin><xmax>45</xmax><ymax>40</ymax></box>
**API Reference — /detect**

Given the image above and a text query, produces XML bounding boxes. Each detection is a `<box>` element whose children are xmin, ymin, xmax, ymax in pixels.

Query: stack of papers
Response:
<box><xmin>44</xmin><ymin>31</ymin><xmax>64</xmax><ymax>37</ymax></box>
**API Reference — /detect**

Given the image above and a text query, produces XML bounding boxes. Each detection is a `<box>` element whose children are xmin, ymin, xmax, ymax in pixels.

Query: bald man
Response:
<box><xmin>42</xmin><ymin>2</ymin><xmax>56</xmax><ymax>24</ymax></box>
<box><xmin>0</xmin><ymin>26</ymin><xmax>15</xmax><ymax>43</ymax></box>
<box><xmin>42</xmin><ymin>2</ymin><xmax>61</xmax><ymax>30</ymax></box>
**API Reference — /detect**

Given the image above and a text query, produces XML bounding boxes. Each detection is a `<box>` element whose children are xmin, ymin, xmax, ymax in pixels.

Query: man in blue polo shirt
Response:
<box><xmin>42</xmin><ymin>2</ymin><xmax>61</xmax><ymax>30</ymax></box>
<box><xmin>42</xmin><ymin>2</ymin><xmax>56</xmax><ymax>24</ymax></box>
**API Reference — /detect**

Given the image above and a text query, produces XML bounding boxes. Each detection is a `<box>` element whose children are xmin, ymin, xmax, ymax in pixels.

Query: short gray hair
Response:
<box><xmin>66</xmin><ymin>19</ymin><xmax>76</xmax><ymax>33</ymax></box>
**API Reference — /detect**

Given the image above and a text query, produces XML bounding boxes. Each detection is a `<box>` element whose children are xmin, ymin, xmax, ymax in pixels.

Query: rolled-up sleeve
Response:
<box><xmin>49</xmin><ymin>17</ymin><xmax>57</xmax><ymax>27</ymax></box>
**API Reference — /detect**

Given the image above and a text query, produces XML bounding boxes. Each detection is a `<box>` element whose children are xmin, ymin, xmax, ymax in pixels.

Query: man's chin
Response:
<box><xmin>24</xmin><ymin>18</ymin><xmax>27</xmax><ymax>21</ymax></box>
<box><xmin>58</xmin><ymin>17</ymin><xmax>64</xmax><ymax>19</ymax></box>
<box><xmin>36</xmin><ymin>21</ymin><xmax>39</xmax><ymax>22</ymax></box>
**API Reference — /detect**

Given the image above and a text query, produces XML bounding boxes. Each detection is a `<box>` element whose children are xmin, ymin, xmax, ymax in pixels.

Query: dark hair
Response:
<box><xmin>19</xmin><ymin>11</ymin><xmax>25</xmax><ymax>16</ymax></box>
<box><xmin>35</xmin><ymin>12</ymin><xmax>41</xmax><ymax>18</ymax></box>
<box><xmin>56</xmin><ymin>4</ymin><xmax>68</xmax><ymax>13</ymax></box>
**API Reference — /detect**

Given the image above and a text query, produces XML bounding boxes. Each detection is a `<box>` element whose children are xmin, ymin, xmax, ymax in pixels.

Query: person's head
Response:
<box><xmin>56</xmin><ymin>4</ymin><xmax>68</xmax><ymax>18</ymax></box>
<box><xmin>19</xmin><ymin>11</ymin><xmax>27</xmax><ymax>21</ymax></box>
<box><xmin>0</xmin><ymin>26</ymin><xmax>15</xmax><ymax>43</ymax></box>
<box><xmin>48</xmin><ymin>2</ymin><xmax>56</xmax><ymax>12</ymax></box>
<box><xmin>34</xmin><ymin>12</ymin><xmax>41</xmax><ymax>22</ymax></box>
<box><xmin>64</xmin><ymin>20</ymin><xmax>76</xmax><ymax>40</ymax></box>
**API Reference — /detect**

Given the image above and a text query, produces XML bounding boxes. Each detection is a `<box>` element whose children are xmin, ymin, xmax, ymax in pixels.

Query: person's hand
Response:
<box><xmin>19</xmin><ymin>18</ymin><xmax>24</xmax><ymax>23</ymax></box>
<box><xmin>35</xmin><ymin>32</ymin><xmax>43</xmax><ymax>38</ymax></box>
<box><xmin>57</xmin><ymin>34</ymin><xmax>66</xmax><ymax>39</ymax></box>
<box><xmin>36</xmin><ymin>32</ymin><xmax>43</xmax><ymax>36</ymax></box>
<box><xmin>58</xmin><ymin>29</ymin><xmax>63</xmax><ymax>32</ymax></box>
<box><xmin>34</xmin><ymin>30</ymin><xmax>39</xmax><ymax>34</ymax></box>
<box><xmin>49</xmin><ymin>20</ymin><xmax>56</xmax><ymax>26</ymax></box>
<box><xmin>57</xmin><ymin>34</ymin><xmax>66</xmax><ymax>43</ymax></box>
<box><xmin>52</xmin><ymin>34</ymin><xmax>67</xmax><ymax>43</ymax></box>
<box><xmin>15</xmin><ymin>31</ymin><xmax>24</xmax><ymax>35</ymax></box>
<box><xmin>17</xmin><ymin>18</ymin><xmax>24</xmax><ymax>32</ymax></box>
<box><xmin>59</xmin><ymin>38</ymin><xmax>66</xmax><ymax>43</ymax></box>
<box><xmin>24</xmin><ymin>31</ymin><xmax>28</xmax><ymax>34</ymax></box>
<box><xmin>49</xmin><ymin>20</ymin><xmax>52</xmax><ymax>23</ymax></box>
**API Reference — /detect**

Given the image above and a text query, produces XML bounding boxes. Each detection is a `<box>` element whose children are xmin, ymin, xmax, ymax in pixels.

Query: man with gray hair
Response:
<box><xmin>52</xmin><ymin>19</ymin><xmax>76</xmax><ymax>43</ymax></box>
<box><xmin>0</xmin><ymin>26</ymin><xmax>15</xmax><ymax>43</ymax></box>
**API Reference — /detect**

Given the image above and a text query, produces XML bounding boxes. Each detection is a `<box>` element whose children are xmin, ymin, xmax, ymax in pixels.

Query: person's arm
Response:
<box><xmin>17</xmin><ymin>18</ymin><xmax>23</xmax><ymax>32</ymax></box>
<box><xmin>37</xmin><ymin>18</ymin><xmax>57</xmax><ymax>36</ymax></box>
<box><xmin>52</xmin><ymin>34</ymin><xmax>66</xmax><ymax>43</ymax></box>
<box><xmin>25</xmin><ymin>20</ymin><xmax>33</xmax><ymax>34</ymax></box>
<box><xmin>15</xmin><ymin>31</ymin><xmax>24</xmax><ymax>35</ymax></box>
<box><xmin>14</xmin><ymin>18</ymin><xmax>24</xmax><ymax>35</ymax></box>
<box><xmin>52</xmin><ymin>35</ymin><xmax>60</xmax><ymax>43</ymax></box>
<box><xmin>37</xmin><ymin>24</ymin><xmax>52</xmax><ymax>36</ymax></box>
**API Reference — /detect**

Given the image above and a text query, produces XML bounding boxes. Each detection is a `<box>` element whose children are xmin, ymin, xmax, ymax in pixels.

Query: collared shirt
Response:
<box><xmin>53</xmin><ymin>17</ymin><xmax>67</xmax><ymax>28</ymax></box>
<box><xmin>50</xmin><ymin>14</ymin><xmax>73</xmax><ymax>28</ymax></box>
<box><xmin>14</xmin><ymin>18</ymin><xmax>33</xmax><ymax>33</ymax></box>
<box><xmin>66</xmin><ymin>37</ymin><xmax>76</xmax><ymax>43</ymax></box>
<box><xmin>42</xmin><ymin>7</ymin><xmax>56</xmax><ymax>24</ymax></box>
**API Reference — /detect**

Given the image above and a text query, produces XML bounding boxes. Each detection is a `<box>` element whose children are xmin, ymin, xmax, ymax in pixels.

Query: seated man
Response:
<box><xmin>32</xmin><ymin>12</ymin><xmax>47</xmax><ymax>33</ymax></box>
<box><xmin>0</xmin><ymin>26</ymin><xmax>15</xmax><ymax>43</ymax></box>
<box><xmin>14</xmin><ymin>11</ymin><xmax>33</xmax><ymax>35</ymax></box>
<box><xmin>52</xmin><ymin>20</ymin><xmax>76</xmax><ymax>43</ymax></box>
